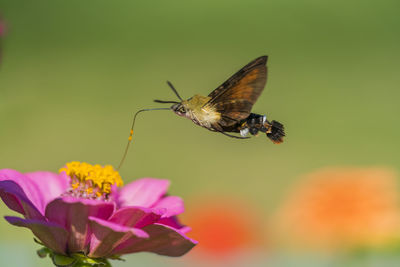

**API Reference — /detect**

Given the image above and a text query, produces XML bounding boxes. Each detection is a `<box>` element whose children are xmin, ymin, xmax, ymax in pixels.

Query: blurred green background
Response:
<box><xmin>0</xmin><ymin>0</ymin><xmax>400</xmax><ymax>266</ymax></box>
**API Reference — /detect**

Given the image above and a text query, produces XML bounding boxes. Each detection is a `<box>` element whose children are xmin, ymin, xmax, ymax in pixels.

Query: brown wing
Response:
<box><xmin>205</xmin><ymin>56</ymin><xmax>268</xmax><ymax>127</ymax></box>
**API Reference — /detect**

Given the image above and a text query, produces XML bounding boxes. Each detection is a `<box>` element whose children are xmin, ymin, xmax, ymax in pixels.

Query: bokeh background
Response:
<box><xmin>1</xmin><ymin>0</ymin><xmax>400</xmax><ymax>266</ymax></box>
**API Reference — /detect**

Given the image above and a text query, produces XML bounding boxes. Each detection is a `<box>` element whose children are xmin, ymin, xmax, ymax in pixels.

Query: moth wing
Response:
<box><xmin>206</xmin><ymin>56</ymin><xmax>268</xmax><ymax>127</ymax></box>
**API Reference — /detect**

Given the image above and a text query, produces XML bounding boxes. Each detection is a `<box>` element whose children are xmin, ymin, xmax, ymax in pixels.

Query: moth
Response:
<box><xmin>118</xmin><ymin>56</ymin><xmax>285</xmax><ymax>169</ymax></box>
<box><xmin>155</xmin><ymin>56</ymin><xmax>285</xmax><ymax>143</ymax></box>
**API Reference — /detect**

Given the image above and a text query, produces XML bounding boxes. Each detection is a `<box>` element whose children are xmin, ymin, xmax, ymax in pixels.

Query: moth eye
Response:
<box><xmin>179</xmin><ymin>107</ymin><xmax>186</xmax><ymax>113</ymax></box>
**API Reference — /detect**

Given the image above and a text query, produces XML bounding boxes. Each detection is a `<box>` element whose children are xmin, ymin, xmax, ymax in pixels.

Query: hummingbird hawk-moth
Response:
<box><xmin>118</xmin><ymin>56</ymin><xmax>285</xmax><ymax>169</ymax></box>
<box><xmin>155</xmin><ymin>55</ymin><xmax>285</xmax><ymax>143</ymax></box>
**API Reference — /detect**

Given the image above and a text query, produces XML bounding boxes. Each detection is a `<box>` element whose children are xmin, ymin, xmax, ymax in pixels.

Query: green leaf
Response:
<box><xmin>52</xmin><ymin>254</ymin><xmax>77</xmax><ymax>267</ymax></box>
<box><xmin>36</xmin><ymin>245</ymin><xmax>112</xmax><ymax>267</ymax></box>
<box><xmin>37</xmin><ymin>247</ymin><xmax>51</xmax><ymax>258</ymax></box>
<box><xmin>33</xmin><ymin>238</ymin><xmax>44</xmax><ymax>246</ymax></box>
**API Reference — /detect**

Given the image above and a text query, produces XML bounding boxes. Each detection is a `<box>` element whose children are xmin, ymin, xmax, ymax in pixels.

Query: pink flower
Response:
<box><xmin>0</xmin><ymin>162</ymin><xmax>197</xmax><ymax>264</ymax></box>
<box><xmin>183</xmin><ymin>196</ymin><xmax>262</xmax><ymax>259</ymax></box>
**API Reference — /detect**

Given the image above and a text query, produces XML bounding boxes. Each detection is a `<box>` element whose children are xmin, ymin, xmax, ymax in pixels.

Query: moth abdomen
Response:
<box><xmin>267</xmin><ymin>120</ymin><xmax>285</xmax><ymax>144</ymax></box>
<box><xmin>237</xmin><ymin>113</ymin><xmax>285</xmax><ymax>144</ymax></box>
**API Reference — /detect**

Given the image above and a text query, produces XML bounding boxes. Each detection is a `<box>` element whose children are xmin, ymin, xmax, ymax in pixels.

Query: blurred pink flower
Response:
<box><xmin>277</xmin><ymin>167</ymin><xmax>400</xmax><ymax>250</ymax></box>
<box><xmin>0</xmin><ymin>162</ymin><xmax>196</xmax><ymax>264</ymax></box>
<box><xmin>183</xmin><ymin>196</ymin><xmax>261</xmax><ymax>259</ymax></box>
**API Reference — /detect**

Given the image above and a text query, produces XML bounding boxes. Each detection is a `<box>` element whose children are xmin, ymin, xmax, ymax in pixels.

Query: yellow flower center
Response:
<box><xmin>59</xmin><ymin>161</ymin><xmax>123</xmax><ymax>200</ymax></box>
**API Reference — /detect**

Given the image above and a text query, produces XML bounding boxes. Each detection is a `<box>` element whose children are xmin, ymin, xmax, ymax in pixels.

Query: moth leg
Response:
<box><xmin>211</xmin><ymin>123</ymin><xmax>250</xmax><ymax>139</ymax></box>
<box><xmin>218</xmin><ymin>131</ymin><xmax>250</xmax><ymax>139</ymax></box>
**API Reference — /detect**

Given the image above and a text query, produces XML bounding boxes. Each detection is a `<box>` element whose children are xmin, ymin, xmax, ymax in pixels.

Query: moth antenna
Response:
<box><xmin>166</xmin><ymin>81</ymin><xmax>183</xmax><ymax>101</ymax></box>
<box><xmin>154</xmin><ymin>100</ymin><xmax>180</xmax><ymax>104</ymax></box>
<box><xmin>117</xmin><ymin>108</ymin><xmax>170</xmax><ymax>170</ymax></box>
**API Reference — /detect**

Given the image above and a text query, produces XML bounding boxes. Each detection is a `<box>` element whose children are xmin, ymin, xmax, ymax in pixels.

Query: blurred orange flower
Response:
<box><xmin>277</xmin><ymin>167</ymin><xmax>400</xmax><ymax>250</ymax></box>
<box><xmin>182</xmin><ymin>196</ymin><xmax>263</xmax><ymax>259</ymax></box>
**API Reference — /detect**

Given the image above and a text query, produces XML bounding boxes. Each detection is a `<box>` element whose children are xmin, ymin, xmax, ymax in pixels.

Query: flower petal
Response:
<box><xmin>118</xmin><ymin>178</ymin><xmax>170</xmax><ymax>208</ymax></box>
<box><xmin>24</xmin><ymin>171</ymin><xmax>69</xmax><ymax>211</ymax></box>
<box><xmin>5</xmin><ymin>216</ymin><xmax>68</xmax><ymax>254</ymax></box>
<box><xmin>0</xmin><ymin>169</ymin><xmax>44</xmax><ymax>214</ymax></box>
<box><xmin>152</xmin><ymin>196</ymin><xmax>184</xmax><ymax>217</ymax></box>
<box><xmin>108</xmin><ymin>206</ymin><xmax>163</xmax><ymax>228</ymax></box>
<box><xmin>157</xmin><ymin>217</ymin><xmax>191</xmax><ymax>234</ymax></box>
<box><xmin>45</xmin><ymin>197</ymin><xmax>115</xmax><ymax>254</ymax></box>
<box><xmin>88</xmin><ymin>216</ymin><xmax>148</xmax><ymax>258</ymax></box>
<box><xmin>0</xmin><ymin>180</ymin><xmax>43</xmax><ymax>220</ymax></box>
<box><xmin>113</xmin><ymin>223</ymin><xmax>197</xmax><ymax>257</ymax></box>
<box><xmin>0</xmin><ymin>170</ymin><xmax>69</xmax><ymax>214</ymax></box>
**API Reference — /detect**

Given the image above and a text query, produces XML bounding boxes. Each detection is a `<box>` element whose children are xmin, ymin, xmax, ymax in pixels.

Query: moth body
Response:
<box><xmin>172</xmin><ymin>94</ymin><xmax>221</xmax><ymax>129</ymax></box>
<box><xmin>235</xmin><ymin>113</ymin><xmax>284</xmax><ymax>143</ymax></box>
<box><xmin>162</xmin><ymin>56</ymin><xmax>285</xmax><ymax>142</ymax></box>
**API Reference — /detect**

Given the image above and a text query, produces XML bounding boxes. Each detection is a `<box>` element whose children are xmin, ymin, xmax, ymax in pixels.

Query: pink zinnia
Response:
<box><xmin>0</xmin><ymin>162</ymin><xmax>197</xmax><ymax>266</ymax></box>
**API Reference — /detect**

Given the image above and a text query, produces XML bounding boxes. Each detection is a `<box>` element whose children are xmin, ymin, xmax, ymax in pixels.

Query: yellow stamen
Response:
<box><xmin>59</xmin><ymin>161</ymin><xmax>123</xmax><ymax>199</ymax></box>
<box><xmin>71</xmin><ymin>182</ymin><xmax>80</xmax><ymax>190</ymax></box>
<box><xmin>86</xmin><ymin>188</ymin><xmax>93</xmax><ymax>195</ymax></box>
